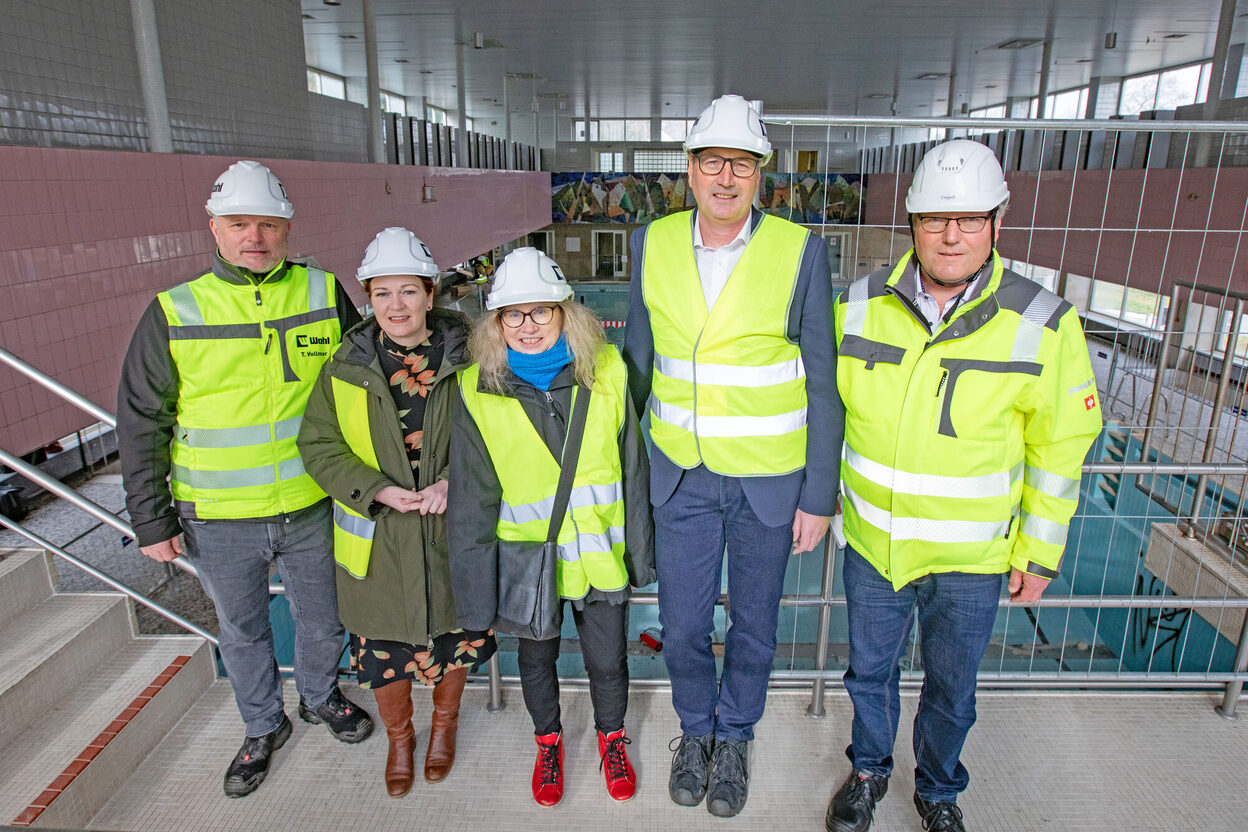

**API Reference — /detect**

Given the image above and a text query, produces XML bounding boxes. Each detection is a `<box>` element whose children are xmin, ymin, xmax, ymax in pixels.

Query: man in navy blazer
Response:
<box><xmin>623</xmin><ymin>94</ymin><xmax>842</xmax><ymax>819</ymax></box>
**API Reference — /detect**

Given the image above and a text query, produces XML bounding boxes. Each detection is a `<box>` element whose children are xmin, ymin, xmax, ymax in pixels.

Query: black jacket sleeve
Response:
<box><xmin>446</xmin><ymin>386</ymin><xmax>502</xmax><ymax>631</ymax></box>
<box><xmin>117</xmin><ymin>298</ymin><xmax>184</xmax><ymax>547</ymax></box>
<box><xmin>619</xmin><ymin>396</ymin><xmax>656</xmax><ymax>587</ymax></box>
<box><xmin>334</xmin><ymin>278</ymin><xmax>364</xmax><ymax>330</ymax></box>
<box><xmin>622</xmin><ymin>225</ymin><xmax>653</xmax><ymax>418</ymax></box>
<box><xmin>792</xmin><ymin>234</ymin><xmax>842</xmax><ymax>517</ymax></box>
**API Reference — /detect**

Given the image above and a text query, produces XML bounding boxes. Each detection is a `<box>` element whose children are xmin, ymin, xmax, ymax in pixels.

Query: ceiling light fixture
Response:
<box><xmin>323</xmin><ymin>0</ymin><xmax>340</xmax><ymax>5</ymax></box>
<box><xmin>916</xmin><ymin>72</ymin><xmax>948</xmax><ymax>80</ymax></box>
<box><xmin>1106</xmin><ymin>0</ymin><xmax>1119</xmax><ymax>49</ymax></box>
<box><xmin>1163</xmin><ymin>33</ymin><xmax>1189</xmax><ymax>39</ymax></box>
<box><xmin>996</xmin><ymin>38</ymin><xmax>1043</xmax><ymax>50</ymax></box>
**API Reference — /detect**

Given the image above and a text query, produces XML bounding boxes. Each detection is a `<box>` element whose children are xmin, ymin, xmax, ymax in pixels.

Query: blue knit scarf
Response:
<box><xmin>507</xmin><ymin>333</ymin><xmax>572</xmax><ymax>391</ymax></box>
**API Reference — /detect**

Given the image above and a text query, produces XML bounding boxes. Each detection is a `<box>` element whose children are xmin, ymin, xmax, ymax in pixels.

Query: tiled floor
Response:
<box><xmin>89</xmin><ymin>680</ymin><xmax>1248</xmax><ymax>831</ymax></box>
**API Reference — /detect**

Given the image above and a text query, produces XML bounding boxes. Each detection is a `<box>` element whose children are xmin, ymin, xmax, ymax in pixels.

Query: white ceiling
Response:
<box><xmin>300</xmin><ymin>0</ymin><xmax>1248</xmax><ymax>128</ymax></box>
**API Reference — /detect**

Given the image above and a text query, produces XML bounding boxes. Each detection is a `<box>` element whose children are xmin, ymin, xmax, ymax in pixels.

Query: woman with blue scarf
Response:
<box><xmin>448</xmin><ymin>247</ymin><xmax>654</xmax><ymax>807</ymax></box>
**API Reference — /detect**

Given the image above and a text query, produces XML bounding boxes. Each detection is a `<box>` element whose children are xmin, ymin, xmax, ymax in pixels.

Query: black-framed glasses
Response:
<box><xmin>500</xmin><ymin>305</ymin><xmax>556</xmax><ymax>328</ymax></box>
<box><xmin>915</xmin><ymin>215</ymin><xmax>993</xmax><ymax>234</ymax></box>
<box><xmin>695</xmin><ymin>153</ymin><xmax>760</xmax><ymax>177</ymax></box>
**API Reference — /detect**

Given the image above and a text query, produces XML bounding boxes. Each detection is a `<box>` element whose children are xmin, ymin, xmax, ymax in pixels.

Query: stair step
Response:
<box><xmin>0</xmin><ymin>637</ymin><xmax>212</xmax><ymax>828</ymax></box>
<box><xmin>0</xmin><ymin>549</ymin><xmax>54</xmax><ymax>630</ymax></box>
<box><xmin>1106</xmin><ymin>428</ymin><xmax>1129</xmax><ymax>444</ymax></box>
<box><xmin>0</xmin><ymin>593</ymin><xmax>135</xmax><ymax>751</ymax></box>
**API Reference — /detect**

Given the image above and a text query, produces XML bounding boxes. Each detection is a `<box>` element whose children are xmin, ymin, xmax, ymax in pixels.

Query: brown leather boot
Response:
<box><xmin>373</xmin><ymin>680</ymin><xmax>415</xmax><ymax>797</ymax></box>
<box><xmin>424</xmin><ymin>666</ymin><xmax>467</xmax><ymax>782</ymax></box>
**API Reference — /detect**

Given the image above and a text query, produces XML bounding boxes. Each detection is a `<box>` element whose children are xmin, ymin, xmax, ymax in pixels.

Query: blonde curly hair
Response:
<box><xmin>469</xmin><ymin>300</ymin><xmax>607</xmax><ymax>394</ymax></box>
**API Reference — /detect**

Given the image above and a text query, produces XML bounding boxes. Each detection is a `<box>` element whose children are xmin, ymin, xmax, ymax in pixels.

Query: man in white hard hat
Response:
<box><xmin>623</xmin><ymin>94</ymin><xmax>842</xmax><ymax>818</ymax></box>
<box><xmin>117</xmin><ymin>160</ymin><xmax>371</xmax><ymax>799</ymax></box>
<box><xmin>825</xmin><ymin>140</ymin><xmax>1101</xmax><ymax>832</ymax></box>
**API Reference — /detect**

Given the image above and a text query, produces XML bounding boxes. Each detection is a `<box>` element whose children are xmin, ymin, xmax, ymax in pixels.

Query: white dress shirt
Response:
<box><xmin>693</xmin><ymin>216</ymin><xmax>750</xmax><ymax>310</ymax></box>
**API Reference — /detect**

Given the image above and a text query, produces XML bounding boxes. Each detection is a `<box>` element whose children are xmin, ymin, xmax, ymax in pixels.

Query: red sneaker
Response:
<box><xmin>532</xmin><ymin>732</ymin><xmax>564</xmax><ymax>806</ymax></box>
<box><xmin>598</xmin><ymin>727</ymin><xmax>637</xmax><ymax>801</ymax></box>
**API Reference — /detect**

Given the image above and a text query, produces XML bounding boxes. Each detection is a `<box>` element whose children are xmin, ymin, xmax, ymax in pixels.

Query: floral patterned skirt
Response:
<box><xmin>351</xmin><ymin>628</ymin><xmax>497</xmax><ymax>689</ymax></box>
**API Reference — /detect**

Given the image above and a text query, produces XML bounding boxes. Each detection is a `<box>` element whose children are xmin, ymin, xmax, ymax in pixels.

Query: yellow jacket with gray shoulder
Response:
<box><xmin>835</xmin><ymin>250</ymin><xmax>1101</xmax><ymax>589</ymax></box>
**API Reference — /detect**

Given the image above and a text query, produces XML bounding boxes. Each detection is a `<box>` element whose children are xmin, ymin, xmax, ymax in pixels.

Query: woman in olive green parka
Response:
<box><xmin>298</xmin><ymin>228</ymin><xmax>495</xmax><ymax>798</ymax></box>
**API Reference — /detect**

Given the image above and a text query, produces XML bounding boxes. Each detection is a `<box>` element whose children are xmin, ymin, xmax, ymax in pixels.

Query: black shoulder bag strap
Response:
<box><xmin>546</xmin><ymin>385</ymin><xmax>592</xmax><ymax>544</ymax></box>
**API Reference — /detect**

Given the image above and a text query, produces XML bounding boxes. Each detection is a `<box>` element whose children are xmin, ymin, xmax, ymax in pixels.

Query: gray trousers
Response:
<box><xmin>182</xmin><ymin>501</ymin><xmax>344</xmax><ymax>737</ymax></box>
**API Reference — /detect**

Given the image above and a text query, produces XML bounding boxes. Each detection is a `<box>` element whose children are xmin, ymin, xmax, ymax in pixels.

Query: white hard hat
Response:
<box><xmin>486</xmin><ymin>247</ymin><xmax>572</xmax><ymax>310</ymax></box>
<box><xmin>357</xmin><ymin>227</ymin><xmax>439</xmax><ymax>284</ymax></box>
<box><xmin>205</xmin><ymin>160</ymin><xmax>294</xmax><ymax>219</ymax></box>
<box><xmin>905</xmin><ymin>139</ymin><xmax>1009</xmax><ymax>215</ymax></box>
<box><xmin>684</xmin><ymin>94</ymin><xmax>772</xmax><ymax>164</ymax></box>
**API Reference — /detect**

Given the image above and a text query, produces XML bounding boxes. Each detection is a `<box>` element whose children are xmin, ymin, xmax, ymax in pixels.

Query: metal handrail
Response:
<box><xmin>0</xmin><ymin>516</ymin><xmax>217</xmax><ymax>643</ymax></box>
<box><xmin>0</xmin><ymin>346</ymin><xmax>116</xmax><ymax>427</ymax></box>
<box><xmin>761</xmin><ymin>114</ymin><xmax>1248</xmax><ymax>133</ymax></box>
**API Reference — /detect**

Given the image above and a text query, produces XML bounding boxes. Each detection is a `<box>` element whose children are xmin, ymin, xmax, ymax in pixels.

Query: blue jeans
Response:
<box><xmin>842</xmin><ymin>545</ymin><xmax>1002</xmax><ymax>802</ymax></box>
<box><xmin>182</xmin><ymin>501</ymin><xmax>345</xmax><ymax>737</ymax></box>
<box><xmin>655</xmin><ymin>465</ymin><xmax>793</xmax><ymax>742</ymax></box>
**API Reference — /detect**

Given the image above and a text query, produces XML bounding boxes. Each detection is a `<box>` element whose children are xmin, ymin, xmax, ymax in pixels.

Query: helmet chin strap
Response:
<box><xmin>917</xmin><ymin>258</ymin><xmax>983</xmax><ymax>288</ymax></box>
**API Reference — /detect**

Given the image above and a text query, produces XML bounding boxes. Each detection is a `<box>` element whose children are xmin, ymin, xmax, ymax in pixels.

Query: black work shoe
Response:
<box><xmin>826</xmin><ymin>768</ymin><xmax>889</xmax><ymax>832</ymax></box>
<box><xmin>914</xmin><ymin>793</ymin><xmax>966</xmax><ymax>832</ymax></box>
<box><xmin>298</xmin><ymin>686</ymin><xmax>374</xmax><ymax>743</ymax></box>
<box><xmin>668</xmin><ymin>733</ymin><xmax>714</xmax><ymax>806</ymax></box>
<box><xmin>223</xmin><ymin>714</ymin><xmax>292</xmax><ymax>798</ymax></box>
<box><xmin>705</xmin><ymin>737</ymin><xmax>749</xmax><ymax>818</ymax></box>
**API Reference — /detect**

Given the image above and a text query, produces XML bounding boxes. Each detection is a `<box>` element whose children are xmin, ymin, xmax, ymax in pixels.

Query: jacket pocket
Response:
<box><xmin>840</xmin><ymin>334</ymin><xmax>906</xmax><ymax>370</ymax></box>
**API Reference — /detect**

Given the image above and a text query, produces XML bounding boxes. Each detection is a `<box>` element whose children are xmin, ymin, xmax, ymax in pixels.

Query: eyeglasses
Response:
<box><xmin>915</xmin><ymin>215</ymin><xmax>993</xmax><ymax>234</ymax></box>
<box><xmin>694</xmin><ymin>154</ymin><xmax>760</xmax><ymax>177</ymax></box>
<box><xmin>500</xmin><ymin>305</ymin><xmax>556</xmax><ymax>328</ymax></box>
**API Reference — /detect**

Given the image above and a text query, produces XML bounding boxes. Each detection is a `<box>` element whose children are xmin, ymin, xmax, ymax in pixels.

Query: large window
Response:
<box><xmin>307</xmin><ymin>68</ymin><xmax>346</xmax><ymax>100</ymax></box>
<box><xmin>380</xmin><ymin>90</ymin><xmax>406</xmax><ymax>116</ymax></box>
<box><xmin>574</xmin><ymin>119</ymin><xmax>651</xmax><ymax>141</ymax></box>
<box><xmin>1089</xmin><ymin>280</ymin><xmax>1169</xmax><ymax>329</ymax></box>
<box><xmin>633</xmin><ymin>149</ymin><xmax>687</xmax><ymax>172</ymax></box>
<box><xmin>1119</xmin><ymin>63</ymin><xmax>1210</xmax><ymax>115</ymax></box>
<box><xmin>661</xmin><ymin>119</ymin><xmax>694</xmax><ymax>142</ymax></box>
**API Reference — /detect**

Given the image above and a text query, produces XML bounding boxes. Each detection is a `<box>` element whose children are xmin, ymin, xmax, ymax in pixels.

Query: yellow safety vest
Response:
<box><xmin>159</xmin><ymin>264</ymin><xmax>341</xmax><ymax>519</ymax></box>
<box><xmin>642</xmin><ymin>211</ymin><xmax>810</xmax><ymax>476</ymax></box>
<box><xmin>835</xmin><ymin>250</ymin><xmax>1102</xmax><ymax>589</ymax></box>
<box><xmin>457</xmin><ymin>347</ymin><xmax>630</xmax><ymax>599</ymax></box>
<box><xmin>326</xmin><ymin>376</ymin><xmax>379</xmax><ymax>579</ymax></box>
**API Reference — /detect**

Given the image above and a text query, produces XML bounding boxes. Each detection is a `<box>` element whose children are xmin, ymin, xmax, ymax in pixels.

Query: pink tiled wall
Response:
<box><xmin>864</xmin><ymin>169</ymin><xmax>1248</xmax><ymax>293</ymax></box>
<box><xmin>0</xmin><ymin>145</ymin><xmax>550</xmax><ymax>454</ymax></box>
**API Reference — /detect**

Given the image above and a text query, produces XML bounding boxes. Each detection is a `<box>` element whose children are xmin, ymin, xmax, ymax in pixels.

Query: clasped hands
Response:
<box><xmin>374</xmin><ymin>480</ymin><xmax>448</xmax><ymax>515</ymax></box>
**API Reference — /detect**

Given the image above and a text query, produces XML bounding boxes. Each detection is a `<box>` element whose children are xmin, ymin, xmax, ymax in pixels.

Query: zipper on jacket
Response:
<box><xmin>263</xmin><ymin>332</ymin><xmax>273</xmax><ymax>355</ymax></box>
<box><xmin>254</xmin><ymin>287</ymin><xmax>263</xmax><ymax>306</ymax></box>
<box><xmin>935</xmin><ymin>369</ymin><xmax>947</xmax><ymax>398</ymax></box>
<box><xmin>543</xmin><ymin>390</ymin><xmax>556</xmax><ymax>418</ymax></box>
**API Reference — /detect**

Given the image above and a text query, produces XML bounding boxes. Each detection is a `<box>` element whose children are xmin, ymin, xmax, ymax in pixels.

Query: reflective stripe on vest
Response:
<box><xmin>642</xmin><ymin>211</ymin><xmax>809</xmax><ymax>476</ymax></box>
<box><xmin>159</xmin><ymin>265</ymin><xmax>338</xmax><ymax>519</ymax></box>
<box><xmin>457</xmin><ymin>347</ymin><xmax>630</xmax><ymax>599</ymax></box>
<box><xmin>327</xmin><ymin>376</ymin><xmax>381</xmax><ymax>579</ymax></box>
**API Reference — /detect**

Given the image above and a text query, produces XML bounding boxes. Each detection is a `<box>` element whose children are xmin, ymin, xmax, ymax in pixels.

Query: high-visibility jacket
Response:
<box><xmin>158</xmin><ymin>264</ymin><xmax>341</xmax><ymax>519</ymax></box>
<box><xmin>642</xmin><ymin>210</ymin><xmax>810</xmax><ymax>476</ymax></box>
<box><xmin>835</xmin><ymin>250</ymin><xmax>1102</xmax><ymax>589</ymax></box>
<box><xmin>457</xmin><ymin>347</ymin><xmax>630</xmax><ymax>600</ymax></box>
